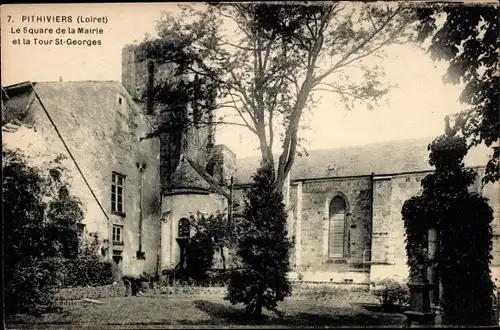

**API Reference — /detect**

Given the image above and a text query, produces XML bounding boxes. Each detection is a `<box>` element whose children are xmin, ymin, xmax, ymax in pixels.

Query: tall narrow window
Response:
<box><xmin>178</xmin><ymin>218</ymin><xmax>191</xmax><ymax>238</ymax></box>
<box><xmin>328</xmin><ymin>196</ymin><xmax>347</xmax><ymax>259</ymax></box>
<box><xmin>112</xmin><ymin>224</ymin><xmax>123</xmax><ymax>245</ymax></box>
<box><xmin>111</xmin><ymin>172</ymin><xmax>125</xmax><ymax>215</ymax></box>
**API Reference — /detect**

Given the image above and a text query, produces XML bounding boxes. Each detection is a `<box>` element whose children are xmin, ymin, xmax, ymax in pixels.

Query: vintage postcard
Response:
<box><xmin>2</xmin><ymin>1</ymin><xmax>499</xmax><ymax>328</ymax></box>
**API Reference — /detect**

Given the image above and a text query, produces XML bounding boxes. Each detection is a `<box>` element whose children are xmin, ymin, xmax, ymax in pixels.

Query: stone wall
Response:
<box><xmin>371</xmin><ymin>172</ymin><xmax>426</xmax><ymax>281</ymax></box>
<box><xmin>371</xmin><ymin>168</ymin><xmax>500</xmax><ymax>283</ymax></box>
<box><xmin>159</xmin><ymin>193</ymin><xmax>228</xmax><ymax>271</ymax></box>
<box><xmin>24</xmin><ymin>82</ymin><xmax>161</xmax><ymax>277</ymax></box>
<box><xmin>211</xmin><ymin>144</ymin><xmax>237</xmax><ymax>187</ymax></box>
<box><xmin>230</xmin><ymin>167</ymin><xmax>500</xmax><ymax>285</ymax></box>
<box><xmin>122</xmin><ymin>44</ymin><xmax>213</xmax><ymax>191</ymax></box>
<box><xmin>291</xmin><ymin>177</ymin><xmax>372</xmax><ymax>283</ymax></box>
<box><xmin>121</xmin><ymin>45</ymin><xmax>174</xmax><ymax>103</ymax></box>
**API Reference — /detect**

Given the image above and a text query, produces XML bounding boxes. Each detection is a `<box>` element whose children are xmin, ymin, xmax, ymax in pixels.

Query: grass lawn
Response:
<box><xmin>6</xmin><ymin>294</ymin><xmax>407</xmax><ymax>328</ymax></box>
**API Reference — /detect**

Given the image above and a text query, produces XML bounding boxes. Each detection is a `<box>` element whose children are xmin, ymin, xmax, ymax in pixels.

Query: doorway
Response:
<box><xmin>113</xmin><ymin>250</ymin><xmax>124</xmax><ymax>281</ymax></box>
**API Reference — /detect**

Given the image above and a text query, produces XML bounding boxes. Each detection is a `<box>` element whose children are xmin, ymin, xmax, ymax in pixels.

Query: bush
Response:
<box><xmin>5</xmin><ymin>257</ymin><xmax>66</xmax><ymax>315</ymax></box>
<box><xmin>61</xmin><ymin>257</ymin><xmax>115</xmax><ymax>288</ymax></box>
<box><xmin>372</xmin><ymin>278</ymin><xmax>410</xmax><ymax>312</ymax></box>
<box><xmin>206</xmin><ymin>269</ymin><xmax>231</xmax><ymax>286</ymax></box>
<box><xmin>61</xmin><ymin>234</ymin><xmax>115</xmax><ymax>288</ymax></box>
<box><xmin>186</xmin><ymin>229</ymin><xmax>215</xmax><ymax>283</ymax></box>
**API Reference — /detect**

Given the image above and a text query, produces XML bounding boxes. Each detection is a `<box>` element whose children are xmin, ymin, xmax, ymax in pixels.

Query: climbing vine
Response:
<box><xmin>135</xmin><ymin>35</ymin><xmax>220</xmax><ymax>138</ymax></box>
<box><xmin>401</xmin><ymin>195</ymin><xmax>431</xmax><ymax>281</ymax></box>
<box><xmin>401</xmin><ymin>132</ymin><xmax>496</xmax><ymax>325</ymax></box>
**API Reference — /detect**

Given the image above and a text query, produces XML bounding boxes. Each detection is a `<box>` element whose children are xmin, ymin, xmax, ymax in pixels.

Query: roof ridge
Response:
<box><xmin>237</xmin><ymin>136</ymin><xmax>438</xmax><ymax>161</ymax></box>
<box><xmin>2</xmin><ymin>80</ymin><xmax>122</xmax><ymax>89</ymax></box>
<box><xmin>38</xmin><ymin>80</ymin><xmax>121</xmax><ymax>84</ymax></box>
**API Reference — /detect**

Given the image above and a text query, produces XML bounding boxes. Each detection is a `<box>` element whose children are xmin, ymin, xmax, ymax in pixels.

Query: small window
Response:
<box><xmin>112</xmin><ymin>249</ymin><xmax>123</xmax><ymax>263</ymax></box>
<box><xmin>117</xmin><ymin>95</ymin><xmax>124</xmax><ymax>106</ymax></box>
<box><xmin>111</xmin><ymin>172</ymin><xmax>125</xmax><ymax>215</ymax></box>
<box><xmin>178</xmin><ymin>218</ymin><xmax>191</xmax><ymax>238</ymax></box>
<box><xmin>112</xmin><ymin>224</ymin><xmax>123</xmax><ymax>245</ymax></box>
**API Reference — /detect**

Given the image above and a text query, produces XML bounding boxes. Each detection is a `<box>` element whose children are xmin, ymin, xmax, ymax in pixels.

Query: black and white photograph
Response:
<box><xmin>1</xmin><ymin>1</ymin><xmax>499</xmax><ymax>328</ymax></box>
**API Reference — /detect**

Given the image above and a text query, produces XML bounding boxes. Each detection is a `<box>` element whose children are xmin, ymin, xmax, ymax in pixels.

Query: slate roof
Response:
<box><xmin>234</xmin><ymin>137</ymin><xmax>492</xmax><ymax>184</ymax></box>
<box><xmin>167</xmin><ymin>155</ymin><xmax>229</xmax><ymax>198</ymax></box>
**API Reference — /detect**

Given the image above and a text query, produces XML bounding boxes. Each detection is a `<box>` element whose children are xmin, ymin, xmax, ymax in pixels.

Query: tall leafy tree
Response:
<box><xmin>415</xmin><ymin>3</ymin><xmax>499</xmax><ymax>184</ymax></box>
<box><xmin>226</xmin><ymin>165</ymin><xmax>293</xmax><ymax>318</ymax></box>
<box><xmin>137</xmin><ymin>2</ymin><xmax>415</xmax><ymax>192</ymax></box>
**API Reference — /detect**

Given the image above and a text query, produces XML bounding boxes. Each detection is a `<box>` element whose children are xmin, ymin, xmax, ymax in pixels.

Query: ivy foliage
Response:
<box><xmin>135</xmin><ymin>17</ymin><xmax>221</xmax><ymax>139</ymax></box>
<box><xmin>3</xmin><ymin>149</ymin><xmax>85</xmax><ymax>315</ymax></box>
<box><xmin>226</xmin><ymin>165</ymin><xmax>293</xmax><ymax>318</ymax></box>
<box><xmin>401</xmin><ymin>133</ymin><xmax>495</xmax><ymax>325</ymax></box>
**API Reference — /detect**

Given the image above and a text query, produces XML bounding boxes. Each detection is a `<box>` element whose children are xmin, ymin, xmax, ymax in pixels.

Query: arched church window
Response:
<box><xmin>328</xmin><ymin>196</ymin><xmax>347</xmax><ymax>259</ymax></box>
<box><xmin>178</xmin><ymin>218</ymin><xmax>191</xmax><ymax>238</ymax></box>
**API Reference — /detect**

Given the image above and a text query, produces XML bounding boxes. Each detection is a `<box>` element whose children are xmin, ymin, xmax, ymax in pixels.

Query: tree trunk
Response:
<box><xmin>220</xmin><ymin>246</ymin><xmax>226</xmax><ymax>271</ymax></box>
<box><xmin>245</xmin><ymin>299</ymin><xmax>263</xmax><ymax>319</ymax></box>
<box><xmin>253</xmin><ymin>301</ymin><xmax>263</xmax><ymax>318</ymax></box>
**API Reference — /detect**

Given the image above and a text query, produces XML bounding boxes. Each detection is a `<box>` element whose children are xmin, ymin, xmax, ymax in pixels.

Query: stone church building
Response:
<box><xmin>2</xmin><ymin>45</ymin><xmax>499</xmax><ymax>286</ymax></box>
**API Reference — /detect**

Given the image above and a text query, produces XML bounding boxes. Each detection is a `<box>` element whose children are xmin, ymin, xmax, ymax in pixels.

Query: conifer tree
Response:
<box><xmin>226</xmin><ymin>165</ymin><xmax>293</xmax><ymax>318</ymax></box>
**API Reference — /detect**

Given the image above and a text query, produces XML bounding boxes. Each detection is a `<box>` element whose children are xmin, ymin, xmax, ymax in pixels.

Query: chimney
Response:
<box><xmin>212</xmin><ymin>144</ymin><xmax>236</xmax><ymax>186</ymax></box>
<box><xmin>146</xmin><ymin>60</ymin><xmax>155</xmax><ymax>115</ymax></box>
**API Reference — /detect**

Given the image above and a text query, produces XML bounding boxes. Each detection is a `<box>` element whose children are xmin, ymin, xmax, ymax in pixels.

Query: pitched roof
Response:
<box><xmin>234</xmin><ymin>137</ymin><xmax>492</xmax><ymax>184</ymax></box>
<box><xmin>2</xmin><ymin>80</ymin><xmax>154</xmax><ymax>131</ymax></box>
<box><xmin>2</xmin><ymin>82</ymin><xmax>37</xmax><ymax>124</ymax></box>
<box><xmin>167</xmin><ymin>155</ymin><xmax>212</xmax><ymax>193</ymax></box>
<box><xmin>167</xmin><ymin>155</ymin><xmax>230</xmax><ymax>197</ymax></box>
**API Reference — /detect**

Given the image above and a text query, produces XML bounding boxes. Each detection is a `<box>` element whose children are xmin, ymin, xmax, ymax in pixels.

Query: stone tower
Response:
<box><xmin>121</xmin><ymin>44</ymin><xmax>216</xmax><ymax>192</ymax></box>
<box><xmin>122</xmin><ymin>44</ymin><xmax>237</xmax><ymax>272</ymax></box>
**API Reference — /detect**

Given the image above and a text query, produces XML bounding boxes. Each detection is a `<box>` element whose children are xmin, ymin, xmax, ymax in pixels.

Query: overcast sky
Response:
<box><xmin>1</xmin><ymin>3</ymin><xmax>467</xmax><ymax>159</ymax></box>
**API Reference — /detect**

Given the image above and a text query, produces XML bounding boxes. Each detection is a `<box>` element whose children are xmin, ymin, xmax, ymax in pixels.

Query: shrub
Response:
<box><xmin>61</xmin><ymin>257</ymin><xmax>115</xmax><ymax>288</ymax></box>
<box><xmin>372</xmin><ymin>278</ymin><xmax>410</xmax><ymax>312</ymax></box>
<box><xmin>186</xmin><ymin>228</ymin><xmax>215</xmax><ymax>283</ymax></box>
<box><xmin>61</xmin><ymin>234</ymin><xmax>115</xmax><ymax>288</ymax></box>
<box><xmin>5</xmin><ymin>257</ymin><xmax>66</xmax><ymax>315</ymax></box>
<box><xmin>206</xmin><ymin>269</ymin><xmax>231</xmax><ymax>286</ymax></box>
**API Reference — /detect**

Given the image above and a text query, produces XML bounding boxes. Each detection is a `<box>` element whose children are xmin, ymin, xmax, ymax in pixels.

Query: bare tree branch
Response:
<box><xmin>312</xmin><ymin>6</ymin><xmax>402</xmax><ymax>85</ymax></box>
